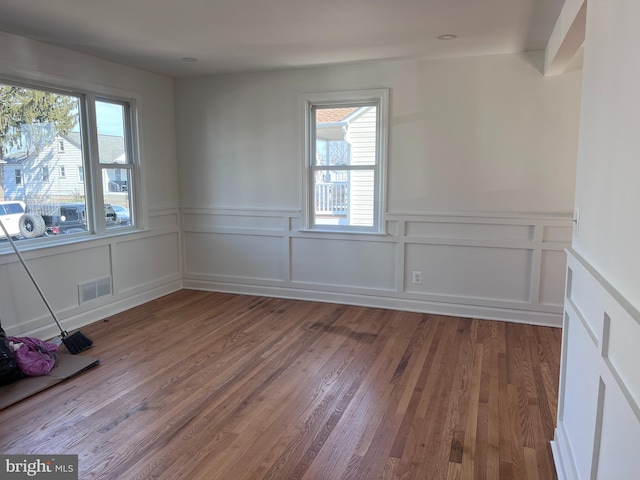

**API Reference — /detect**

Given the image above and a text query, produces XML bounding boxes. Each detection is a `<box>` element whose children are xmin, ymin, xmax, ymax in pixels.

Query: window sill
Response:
<box><xmin>297</xmin><ymin>228</ymin><xmax>389</xmax><ymax>236</ymax></box>
<box><xmin>0</xmin><ymin>227</ymin><xmax>144</xmax><ymax>257</ymax></box>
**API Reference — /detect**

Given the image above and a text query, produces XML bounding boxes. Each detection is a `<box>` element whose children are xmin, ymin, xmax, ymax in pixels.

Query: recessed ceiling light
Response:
<box><xmin>437</xmin><ymin>34</ymin><xmax>458</xmax><ymax>40</ymax></box>
<box><xmin>182</xmin><ymin>57</ymin><xmax>198</xmax><ymax>62</ymax></box>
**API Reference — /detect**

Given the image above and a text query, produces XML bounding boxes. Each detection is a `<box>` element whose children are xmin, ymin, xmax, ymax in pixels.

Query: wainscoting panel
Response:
<box><xmin>0</xmin><ymin>208</ymin><xmax>183</xmax><ymax>339</ymax></box>
<box><xmin>113</xmin><ymin>232</ymin><xmax>181</xmax><ymax>294</ymax></box>
<box><xmin>558</xmin><ymin>308</ymin><xmax>600</xmax><ymax>480</ymax></box>
<box><xmin>182</xmin><ymin>208</ymin><xmax>572</xmax><ymax>326</ymax></box>
<box><xmin>291</xmin><ymin>237</ymin><xmax>396</xmax><ymax>290</ymax></box>
<box><xmin>0</xmin><ymin>243</ymin><xmax>111</xmax><ymax>335</ymax></box>
<box><xmin>552</xmin><ymin>248</ymin><xmax>640</xmax><ymax>480</ymax></box>
<box><xmin>404</xmin><ymin>243</ymin><xmax>532</xmax><ymax>302</ymax></box>
<box><xmin>405</xmin><ymin>221</ymin><xmax>533</xmax><ymax>241</ymax></box>
<box><xmin>595</xmin><ymin>377</ymin><xmax>640</xmax><ymax>479</ymax></box>
<box><xmin>540</xmin><ymin>250</ymin><xmax>567</xmax><ymax>307</ymax></box>
<box><xmin>184</xmin><ymin>232</ymin><xmax>285</xmax><ymax>282</ymax></box>
<box><xmin>183</xmin><ymin>211</ymin><xmax>285</xmax><ymax>231</ymax></box>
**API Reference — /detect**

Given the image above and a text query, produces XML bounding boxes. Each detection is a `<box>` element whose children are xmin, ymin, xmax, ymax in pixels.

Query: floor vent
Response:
<box><xmin>79</xmin><ymin>277</ymin><xmax>112</xmax><ymax>304</ymax></box>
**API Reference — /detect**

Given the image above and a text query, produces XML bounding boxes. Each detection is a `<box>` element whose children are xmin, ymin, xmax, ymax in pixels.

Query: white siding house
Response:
<box><xmin>3</xmin><ymin>132</ymin><xmax>126</xmax><ymax>205</ymax></box>
<box><xmin>4</xmin><ymin>135</ymin><xmax>85</xmax><ymax>204</ymax></box>
<box><xmin>344</xmin><ymin>106</ymin><xmax>376</xmax><ymax>227</ymax></box>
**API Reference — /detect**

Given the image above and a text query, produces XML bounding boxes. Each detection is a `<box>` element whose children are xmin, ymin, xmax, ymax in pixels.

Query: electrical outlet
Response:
<box><xmin>412</xmin><ymin>271</ymin><xmax>423</xmax><ymax>284</ymax></box>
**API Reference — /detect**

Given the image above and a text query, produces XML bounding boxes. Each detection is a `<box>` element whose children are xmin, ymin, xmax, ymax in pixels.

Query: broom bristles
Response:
<box><xmin>62</xmin><ymin>331</ymin><xmax>93</xmax><ymax>355</ymax></box>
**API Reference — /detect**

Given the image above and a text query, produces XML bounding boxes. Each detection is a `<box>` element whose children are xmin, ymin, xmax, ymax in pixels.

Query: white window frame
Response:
<box><xmin>301</xmin><ymin>88</ymin><xmax>388</xmax><ymax>234</ymax></box>
<box><xmin>90</xmin><ymin>95</ymin><xmax>139</xmax><ymax>234</ymax></box>
<box><xmin>0</xmin><ymin>75</ymin><xmax>141</xmax><ymax>243</ymax></box>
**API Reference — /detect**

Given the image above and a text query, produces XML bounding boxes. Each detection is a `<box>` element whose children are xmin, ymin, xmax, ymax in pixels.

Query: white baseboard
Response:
<box><xmin>183</xmin><ymin>279</ymin><xmax>563</xmax><ymax>327</ymax></box>
<box><xmin>552</xmin><ymin>424</ymin><xmax>579</xmax><ymax>480</ymax></box>
<box><xmin>19</xmin><ymin>279</ymin><xmax>183</xmax><ymax>340</ymax></box>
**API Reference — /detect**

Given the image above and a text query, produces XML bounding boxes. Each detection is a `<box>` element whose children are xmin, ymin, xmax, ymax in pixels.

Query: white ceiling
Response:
<box><xmin>0</xmin><ymin>0</ymin><xmax>565</xmax><ymax>77</ymax></box>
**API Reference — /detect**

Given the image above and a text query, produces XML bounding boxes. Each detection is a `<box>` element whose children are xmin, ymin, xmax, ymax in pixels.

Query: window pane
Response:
<box><xmin>96</xmin><ymin>101</ymin><xmax>127</xmax><ymax>164</ymax></box>
<box><xmin>0</xmin><ymin>83</ymin><xmax>87</xmax><ymax>240</ymax></box>
<box><xmin>103</xmin><ymin>169</ymin><xmax>132</xmax><ymax>228</ymax></box>
<box><xmin>312</xmin><ymin>168</ymin><xmax>374</xmax><ymax>227</ymax></box>
<box><xmin>313</xmin><ymin>106</ymin><xmax>376</xmax><ymax>166</ymax></box>
<box><xmin>311</xmin><ymin>103</ymin><xmax>378</xmax><ymax>229</ymax></box>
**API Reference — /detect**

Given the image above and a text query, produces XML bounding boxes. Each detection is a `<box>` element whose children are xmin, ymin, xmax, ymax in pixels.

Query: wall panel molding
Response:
<box><xmin>182</xmin><ymin>208</ymin><xmax>572</xmax><ymax>326</ymax></box>
<box><xmin>1</xmin><ymin>208</ymin><xmax>182</xmax><ymax>337</ymax></box>
<box><xmin>552</xmin><ymin>248</ymin><xmax>640</xmax><ymax>479</ymax></box>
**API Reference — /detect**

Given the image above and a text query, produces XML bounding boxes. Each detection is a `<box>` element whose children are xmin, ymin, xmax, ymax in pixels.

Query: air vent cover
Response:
<box><xmin>79</xmin><ymin>277</ymin><xmax>112</xmax><ymax>304</ymax></box>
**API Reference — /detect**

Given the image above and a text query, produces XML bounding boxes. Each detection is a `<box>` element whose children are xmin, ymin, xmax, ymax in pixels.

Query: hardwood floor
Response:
<box><xmin>0</xmin><ymin>291</ymin><xmax>561</xmax><ymax>479</ymax></box>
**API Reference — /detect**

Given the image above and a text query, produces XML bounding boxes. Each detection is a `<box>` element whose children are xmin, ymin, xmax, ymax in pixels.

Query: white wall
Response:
<box><xmin>176</xmin><ymin>54</ymin><xmax>581</xmax><ymax>213</ymax></box>
<box><xmin>552</xmin><ymin>1</ymin><xmax>640</xmax><ymax>478</ymax></box>
<box><xmin>0</xmin><ymin>32</ymin><xmax>182</xmax><ymax>338</ymax></box>
<box><xmin>572</xmin><ymin>0</ymin><xmax>640</xmax><ymax>310</ymax></box>
<box><xmin>175</xmin><ymin>53</ymin><xmax>582</xmax><ymax>325</ymax></box>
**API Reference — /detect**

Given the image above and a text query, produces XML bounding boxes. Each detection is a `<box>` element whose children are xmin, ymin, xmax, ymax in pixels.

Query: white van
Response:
<box><xmin>0</xmin><ymin>201</ymin><xmax>26</xmax><ymax>239</ymax></box>
<box><xmin>0</xmin><ymin>201</ymin><xmax>46</xmax><ymax>239</ymax></box>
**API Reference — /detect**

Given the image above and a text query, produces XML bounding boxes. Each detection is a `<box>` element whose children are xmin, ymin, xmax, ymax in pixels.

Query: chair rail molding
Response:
<box><xmin>181</xmin><ymin>208</ymin><xmax>572</xmax><ymax>326</ymax></box>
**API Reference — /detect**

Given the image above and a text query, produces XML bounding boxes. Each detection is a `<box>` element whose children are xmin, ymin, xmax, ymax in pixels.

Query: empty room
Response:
<box><xmin>0</xmin><ymin>0</ymin><xmax>638</xmax><ymax>479</ymax></box>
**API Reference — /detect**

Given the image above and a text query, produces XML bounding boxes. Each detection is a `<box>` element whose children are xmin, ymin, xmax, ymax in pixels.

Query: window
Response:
<box><xmin>95</xmin><ymin>99</ymin><xmax>134</xmax><ymax>229</ymax></box>
<box><xmin>302</xmin><ymin>89</ymin><xmax>388</xmax><ymax>233</ymax></box>
<box><xmin>0</xmin><ymin>79</ymin><xmax>139</xmax><ymax>243</ymax></box>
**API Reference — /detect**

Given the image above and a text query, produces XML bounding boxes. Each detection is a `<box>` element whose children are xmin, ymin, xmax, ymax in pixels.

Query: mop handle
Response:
<box><xmin>0</xmin><ymin>218</ymin><xmax>67</xmax><ymax>335</ymax></box>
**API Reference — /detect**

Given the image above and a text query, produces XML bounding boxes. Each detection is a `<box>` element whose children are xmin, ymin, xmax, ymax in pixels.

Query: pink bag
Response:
<box><xmin>8</xmin><ymin>336</ymin><xmax>58</xmax><ymax>376</ymax></box>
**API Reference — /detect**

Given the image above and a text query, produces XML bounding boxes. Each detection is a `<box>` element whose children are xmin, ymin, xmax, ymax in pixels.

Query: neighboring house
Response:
<box><xmin>3</xmin><ymin>132</ymin><xmax>127</xmax><ymax>205</ymax></box>
<box><xmin>315</xmin><ymin>105</ymin><xmax>376</xmax><ymax>227</ymax></box>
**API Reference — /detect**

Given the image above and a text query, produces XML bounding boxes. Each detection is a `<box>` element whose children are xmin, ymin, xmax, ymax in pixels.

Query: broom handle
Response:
<box><xmin>0</xmin><ymin>218</ymin><xmax>68</xmax><ymax>336</ymax></box>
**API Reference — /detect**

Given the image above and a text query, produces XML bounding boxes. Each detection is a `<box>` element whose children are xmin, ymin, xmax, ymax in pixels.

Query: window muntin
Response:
<box><xmin>303</xmin><ymin>89</ymin><xmax>388</xmax><ymax>233</ymax></box>
<box><xmin>0</xmin><ymin>80</ymin><xmax>139</xmax><ymax>243</ymax></box>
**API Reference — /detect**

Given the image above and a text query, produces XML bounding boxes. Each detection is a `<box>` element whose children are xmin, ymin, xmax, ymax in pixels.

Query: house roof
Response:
<box><xmin>67</xmin><ymin>132</ymin><xmax>125</xmax><ymax>163</ymax></box>
<box><xmin>4</xmin><ymin>132</ymin><xmax>125</xmax><ymax>164</ymax></box>
<box><xmin>316</xmin><ymin>107</ymin><xmax>358</xmax><ymax>124</ymax></box>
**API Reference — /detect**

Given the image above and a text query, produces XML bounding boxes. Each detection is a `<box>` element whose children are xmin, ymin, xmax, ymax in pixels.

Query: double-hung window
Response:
<box><xmin>302</xmin><ymin>89</ymin><xmax>388</xmax><ymax>233</ymax></box>
<box><xmin>95</xmin><ymin>99</ymin><xmax>136</xmax><ymax>230</ymax></box>
<box><xmin>0</xmin><ymin>78</ymin><xmax>139</xmax><ymax>242</ymax></box>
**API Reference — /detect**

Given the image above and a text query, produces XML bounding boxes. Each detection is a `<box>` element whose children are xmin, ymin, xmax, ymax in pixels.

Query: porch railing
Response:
<box><xmin>315</xmin><ymin>182</ymin><xmax>348</xmax><ymax>214</ymax></box>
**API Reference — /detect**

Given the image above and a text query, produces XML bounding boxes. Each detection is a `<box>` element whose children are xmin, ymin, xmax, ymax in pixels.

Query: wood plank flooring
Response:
<box><xmin>0</xmin><ymin>291</ymin><xmax>562</xmax><ymax>479</ymax></box>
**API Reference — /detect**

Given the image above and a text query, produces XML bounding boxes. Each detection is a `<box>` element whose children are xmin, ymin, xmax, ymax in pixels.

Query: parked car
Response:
<box><xmin>28</xmin><ymin>203</ymin><xmax>119</xmax><ymax>234</ymax></box>
<box><xmin>104</xmin><ymin>204</ymin><xmax>118</xmax><ymax>226</ymax></box>
<box><xmin>1</xmin><ymin>201</ymin><xmax>46</xmax><ymax>239</ymax></box>
<box><xmin>1</xmin><ymin>201</ymin><xmax>26</xmax><ymax>238</ymax></box>
<box><xmin>28</xmin><ymin>203</ymin><xmax>87</xmax><ymax>235</ymax></box>
<box><xmin>111</xmin><ymin>205</ymin><xmax>130</xmax><ymax>225</ymax></box>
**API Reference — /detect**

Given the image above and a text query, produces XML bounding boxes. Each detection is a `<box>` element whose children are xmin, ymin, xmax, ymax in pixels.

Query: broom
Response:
<box><xmin>0</xmin><ymin>217</ymin><xmax>93</xmax><ymax>354</ymax></box>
